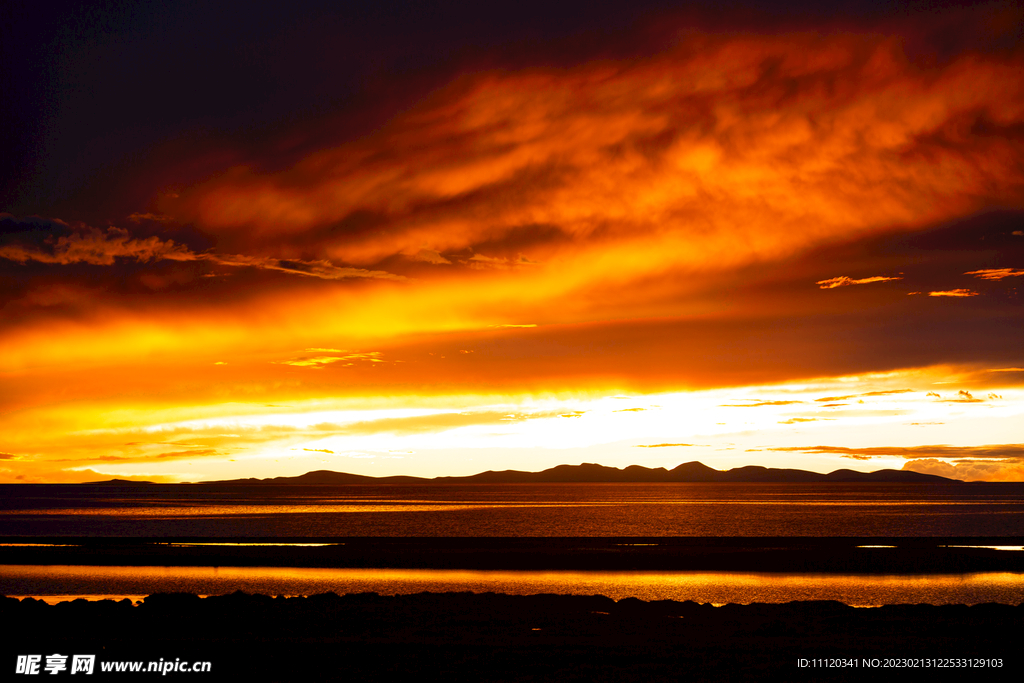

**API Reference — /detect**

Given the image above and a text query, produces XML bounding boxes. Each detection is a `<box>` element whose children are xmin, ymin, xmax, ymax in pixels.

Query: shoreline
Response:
<box><xmin>3</xmin><ymin>591</ymin><xmax>1021</xmax><ymax>681</ymax></box>
<box><xmin>7</xmin><ymin>539</ymin><xmax>1022</xmax><ymax>678</ymax></box>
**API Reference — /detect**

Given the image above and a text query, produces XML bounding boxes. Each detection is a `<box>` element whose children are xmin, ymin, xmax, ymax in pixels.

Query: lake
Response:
<box><xmin>3</xmin><ymin>482</ymin><xmax>1023</xmax><ymax>606</ymax></box>
<box><xmin>3</xmin><ymin>482</ymin><xmax>1024</xmax><ymax>536</ymax></box>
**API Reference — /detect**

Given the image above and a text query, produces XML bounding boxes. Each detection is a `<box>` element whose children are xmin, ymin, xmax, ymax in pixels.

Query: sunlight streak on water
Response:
<box><xmin>3</xmin><ymin>565</ymin><xmax>1023</xmax><ymax>607</ymax></box>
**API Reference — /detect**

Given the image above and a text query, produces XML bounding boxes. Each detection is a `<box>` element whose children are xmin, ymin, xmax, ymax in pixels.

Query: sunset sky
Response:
<box><xmin>1</xmin><ymin>0</ymin><xmax>1022</xmax><ymax>483</ymax></box>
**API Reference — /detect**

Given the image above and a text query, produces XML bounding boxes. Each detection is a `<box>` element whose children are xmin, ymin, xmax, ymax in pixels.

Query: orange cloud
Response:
<box><xmin>720</xmin><ymin>400</ymin><xmax>804</xmax><ymax>407</ymax></box>
<box><xmin>0</xmin><ymin>222</ymin><xmax>194</xmax><ymax>265</ymax></box>
<box><xmin>768</xmin><ymin>444</ymin><xmax>1024</xmax><ymax>459</ymax></box>
<box><xmin>965</xmin><ymin>268</ymin><xmax>1024</xmax><ymax>280</ymax></box>
<box><xmin>815</xmin><ymin>389</ymin><xmax>913</xmax><ymax>402</ymax></box>
<box><xmin>275</xmin><ymin>350</ymin><xmax>387</xmax><ymax>368</ymax></box>
<box><xmin>928</xmin><ymin>289</ymin><xmax>979</xmax><ymax>297</ymax></box>
<box><xmin>816</xmin><ymin>275</ymin><xmax>902</xmax><ymax>289</ymax></box>
<box><xmin>903</xmin><ymin>458</ymin><xmax>1024</xmax><ymax>483</ymax></box>
<box><xmin>204</xmin><ymin>253</ymin><xmax>406</xmax><ymax>281</ymax></box>
<box><xmin>773</xmin><ymin>441</ymin><xmax>1024</xmax><ymax>480</ymax></box>
<box><xmin>166</xmin><ymin>30</ymin><xmax>1024</xmax><ymax>282</ymax></box>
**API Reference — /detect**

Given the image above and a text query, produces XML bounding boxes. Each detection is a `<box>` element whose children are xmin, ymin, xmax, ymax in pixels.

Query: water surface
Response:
<box><xmin>3</xmin><ymin>482</ymin><xmax>1023</xmax><ymax>536</ymax></box>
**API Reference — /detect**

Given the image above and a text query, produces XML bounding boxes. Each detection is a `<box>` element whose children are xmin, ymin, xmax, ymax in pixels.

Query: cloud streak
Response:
<box><xmin>0</xmin><ymin>218</ymin><xmax>194</xmax><ymax>266</ymax></box>
<box><xmin>966</xmin><ymin>268</ymin><xmax>1024</xmax><ymax>280</ymax></box>
<box><xmin>767</xmin><ymin>444</ymin><xmax>1024</xmax><ymax>459</ymax></box>
<box><xmin>816</xmin><ymin>275</ymin><xmax>902</xmax><ymax>289</ymax></box>
<box><xmin>0</xmin><ymin>214</ymin><xmax>405</xmax><ymax>282</ymax></box>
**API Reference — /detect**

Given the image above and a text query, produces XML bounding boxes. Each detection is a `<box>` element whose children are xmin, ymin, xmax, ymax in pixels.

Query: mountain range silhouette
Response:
<box><xmin>207</xmin><ymin>461</ymin><xmax>957</xmax><ymax>484</ymax></box>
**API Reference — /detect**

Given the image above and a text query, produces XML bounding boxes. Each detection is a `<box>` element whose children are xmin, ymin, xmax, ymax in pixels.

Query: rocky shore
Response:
<box><xmin>3</xmin><ymin>591</ymin><xmax>1021</xmax><ymax>681</ymax></box>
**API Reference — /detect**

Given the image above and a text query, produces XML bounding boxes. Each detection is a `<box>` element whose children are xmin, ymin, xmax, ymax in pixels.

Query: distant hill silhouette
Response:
<box><xmin>206</xmin><ymin>461</ymin><xmax>958</xmax><ymax>484</ymax></box>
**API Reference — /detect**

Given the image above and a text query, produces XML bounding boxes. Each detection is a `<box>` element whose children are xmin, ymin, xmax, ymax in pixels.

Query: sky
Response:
<box><xmin>1</xmin><ymin>0</ymin><xmax>1022</xmax><ymax>483</ymax></box>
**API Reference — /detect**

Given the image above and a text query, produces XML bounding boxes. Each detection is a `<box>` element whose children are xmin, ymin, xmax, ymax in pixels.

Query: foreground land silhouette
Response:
<box><xmin>3</xmin><ymin>591</ymin><xmax>1019</xmax><ymax>681</ymax></box>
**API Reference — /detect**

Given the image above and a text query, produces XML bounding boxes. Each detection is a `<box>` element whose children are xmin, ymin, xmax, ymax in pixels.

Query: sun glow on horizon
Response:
<box><xmin>3</xmin><ymin>364</ymin><xmax>1020</xmax><ymax>483</ymax></box>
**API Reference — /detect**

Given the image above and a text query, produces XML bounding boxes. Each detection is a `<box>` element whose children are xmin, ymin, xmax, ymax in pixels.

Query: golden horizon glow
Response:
<box><xmin>2</xmin><ymin>365</ymin><xmax>1022</xmax><ymax>483</ymax></box>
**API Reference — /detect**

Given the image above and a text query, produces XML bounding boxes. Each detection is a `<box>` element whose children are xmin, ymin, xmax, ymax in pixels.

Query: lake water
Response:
<box><xmin>3</xmin><ymin>482</ymin><xmax>1024</xmax><ymax>536</ymax></box>
<box><xmin>4</xmin><ymin>564</ymin><xmax>1024</xmax><ymax>607</ymax></box>
<box><xmin>4</xmin><ymin>483</ymin><xmax>1022</xmax><ymax>605</ymax></box>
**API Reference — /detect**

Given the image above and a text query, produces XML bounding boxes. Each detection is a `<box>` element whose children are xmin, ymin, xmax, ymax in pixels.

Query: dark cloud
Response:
<box><xmin>0</xmin><ymin>214</ymin><xmax>194</xmax><ymax>266</ymax></box>
<box><xmin>13</xmin><ymin>0</ymin><xmax>994</xmax><ymax>216</ymax></box>
<box><xmin>1</xmin><ymin>213</ymin><xmax>406</xmax><ymax>280</ymax></box>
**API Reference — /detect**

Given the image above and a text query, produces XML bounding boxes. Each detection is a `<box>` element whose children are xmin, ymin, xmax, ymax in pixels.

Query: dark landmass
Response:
<box><xmin>2</xmin><ymin>591</ymin><xmax>1020</xmax><ymax>682</ymax></box>
<box><xmin>200</xmin><ymin>461</ymin><xmax>959</xmax><ymax>485</ymax></box>
<box><xmin>3</xmin><ymin>537</ymin><xmax>1023</xmax><ymax>573</ymax></box>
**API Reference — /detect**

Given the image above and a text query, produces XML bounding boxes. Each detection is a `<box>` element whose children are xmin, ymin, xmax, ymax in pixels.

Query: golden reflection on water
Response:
<box><xmin>0</xmin><ymin>504</ymin><xmax>509</xmax><ymax>516</ymax></box>
<box><xmin>3</xmin><ymin>565</ymin><xmax>1023</xmax><ymax>607</ymax></box>
<box><xmin>164</xmin><ymin>543</ymin><xmax>342</xmax><ymax>547</ymax></box>
<box><xmin>1</xmin><ymin>498</ymin><xmax>1011</xmax><ymax>518</ymax></box>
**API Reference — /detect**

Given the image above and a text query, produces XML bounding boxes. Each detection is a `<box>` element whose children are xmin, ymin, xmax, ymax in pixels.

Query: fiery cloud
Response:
<box><xmin>167</xmin><ymin>30</ymin><xmax>1024</xmax><ymax>282</ymax></box>
<box><xmin>966</xmin><ymin>268</ymin><xmax>1024</xmax><ymax>280</ymax></box>
<box><xmin>928</xmin><ymin>289</ymin><xmax>979</xmax><ymax>297</ymax></box>
<box><xmin>276</xmin><ymin>350</ymin><xmax>387</xmax><ymax>368</ymax></box>
<box><xmin>816</xmin><ymin>276</ymin><xmax>902</xmax><ymax>289</ymax></box>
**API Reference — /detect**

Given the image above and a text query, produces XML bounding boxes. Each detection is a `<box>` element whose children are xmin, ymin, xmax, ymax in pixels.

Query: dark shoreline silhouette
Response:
<box><xmin>2</xmin><ymin>591</ymin><xmax>1020</xmax><ymax>681</ymax></box>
